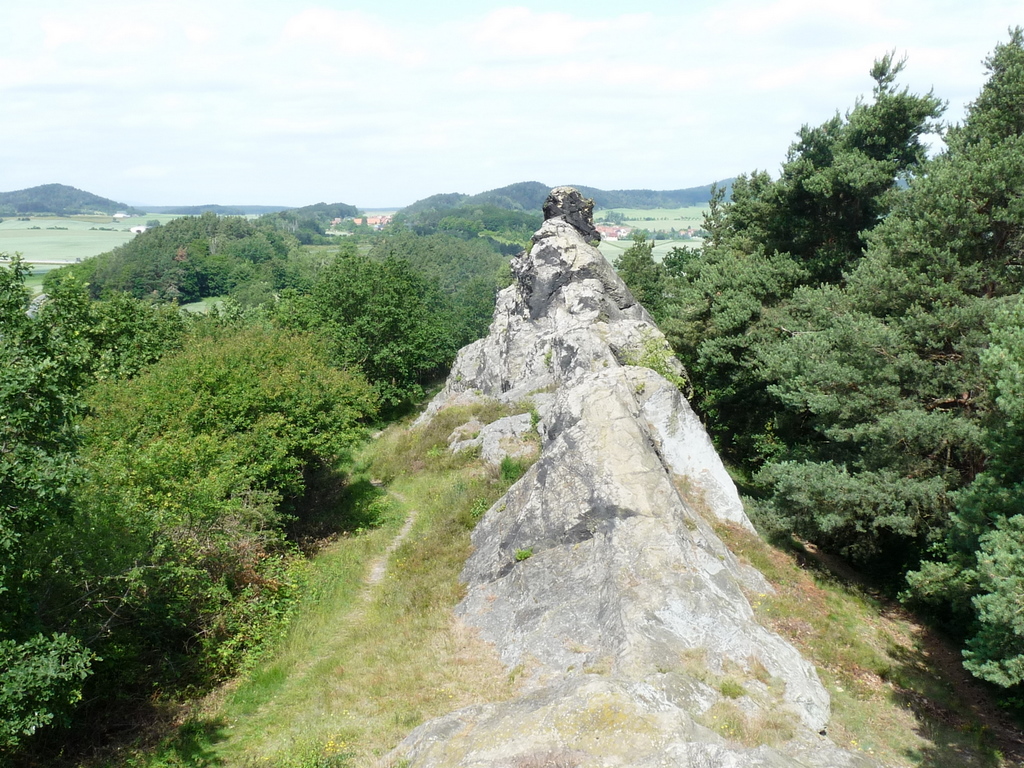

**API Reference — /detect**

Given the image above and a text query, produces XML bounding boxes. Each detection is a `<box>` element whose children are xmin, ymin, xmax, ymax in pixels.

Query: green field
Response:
<box><xmin>598</xmin><ymin>237</ymin><xmax>700</xmax><ymax>263</ymax></box>
<box><xmin>596</xmin><ymin>205</ymin><xmax>708</xmax><ymax>231</ymax></box>
<box><xmin>0</xmin><ymin>214</ymin><xmax>184</xmax><ymax>292</ymax></box>
<box><xmin>595</xmin><ymin>206</ymin><xmax>707</xmax><ymax>263</ymax></box>
<box><xmin>180</xmin><ymin>296</ymin><xmax>226</xmax><ymax>314</ymax></box>
<box><xmin>0</xmin><ymin>216</ymin><xmax>133</xmax><ymax>262</ymax></box>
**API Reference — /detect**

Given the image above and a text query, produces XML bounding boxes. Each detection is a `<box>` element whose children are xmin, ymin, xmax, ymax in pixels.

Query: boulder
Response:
<box><xmin>449</xmin><ymin>412</ymin><xmax>538</xmax><ymax>466</ymax></box>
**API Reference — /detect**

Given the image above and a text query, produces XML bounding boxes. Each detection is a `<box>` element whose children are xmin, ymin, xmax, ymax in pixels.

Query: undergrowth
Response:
<box><xmin>716</xmin><ymin>522</ymin><xmax>1015</xmax><ymax>767</ymax></box>
<box><xmin>119</xmin><ymin>405</ymin><xmax>530</xmax><ymax>768</ymax></box>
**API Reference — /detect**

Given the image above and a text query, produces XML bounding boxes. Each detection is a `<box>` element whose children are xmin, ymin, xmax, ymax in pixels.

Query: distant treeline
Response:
<box><xmin>395</xmin><ymin>202</ymin><xmax>542</xmax><ymax>253</ymax></box>
<box><xmin>400</xmin><ymin>179</ymin><xmax>732</xmax><ymax>216</ymax></box>
<box><xmin>143</xmin><ymin>204</ymin><xmax>287</xmax><ymax>216</ymax></box>
<box><xmin>143</xmin><ymin>201</ymin><xmax>360</xmax><ymax>219</ymax></box>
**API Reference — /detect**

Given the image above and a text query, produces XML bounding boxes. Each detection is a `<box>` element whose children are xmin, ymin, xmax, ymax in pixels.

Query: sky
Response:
<box><xmin>1</xmin><ymin>1</ymin><xmax>1019</xmax><ymax>208</ymax></box>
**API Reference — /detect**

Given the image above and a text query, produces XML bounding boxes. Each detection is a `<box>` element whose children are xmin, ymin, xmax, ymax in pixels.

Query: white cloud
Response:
<box><xmin>184</xmin><ymin>24</ymin><xmax>218</xmax><ymax>46</ymax></box>
<box><xmin>465</xmin><ymin>7</ymin><xmax>641</xmax><ymax>59</ymax></box>
<box><xmin>122</xmin><ymin>165</ymin><xmax>173</xmax><ymax>181</ymax></box>
<box><xmin>1</xmin><ymin>1</ymin><xmax>1020</xmax><ymax>205</ymax></box>
<box><xmin>279</xmin><ymin>8</ymin><xmax>420</xmax><ymax>64</ymax></box>
<box><xmin>41</xmin><ymin>13</ymin><xmax>163</xmax><ymax>54</ymax></box>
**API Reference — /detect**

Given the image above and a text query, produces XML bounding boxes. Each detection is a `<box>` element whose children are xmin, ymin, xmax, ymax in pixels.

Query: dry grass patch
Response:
<box><xmin>370</xmin><ymin>400</ymin><xmax>532</xmax><ymax>483</ymax></box>
<box><xmin>716</xmin><ymin>522</ymin><xmax>1013</xmax><ymax>767</ymax></box>
<box><xmin>699</xmin><ymin>700</ymin><xmax>798</xmax><ymax>746</ymax></box>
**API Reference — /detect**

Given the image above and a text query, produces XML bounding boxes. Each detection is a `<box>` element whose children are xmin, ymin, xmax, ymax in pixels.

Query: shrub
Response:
<box><xmin>66</xmin><ymin>327</ymin><xmax>378</xmax><ymax>698</ymax></box>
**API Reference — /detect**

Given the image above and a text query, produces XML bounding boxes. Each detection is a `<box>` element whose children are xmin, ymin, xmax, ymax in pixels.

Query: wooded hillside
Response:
<box><xmin>0</xmin><ymin>184</ymin><xmax>141</xmax><ymax>216</ymax></box>
<box><xmin>616</xmin><ymin>31</ymin><xmax>1024</xmax><ymax>693</ymax></box>
<box><xmin>400</xmin><ymin>179</ymin><xmax>732</xmax><ymax>215</ymax></box>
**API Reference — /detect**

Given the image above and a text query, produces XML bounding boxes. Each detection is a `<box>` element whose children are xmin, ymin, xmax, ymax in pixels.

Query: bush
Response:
<box><xmin>0</xmin><ymin>634</ymin><xmax>93</xmax><ymax>752</ymax></box>
<box><xmin>66</xmin><ymin>327</ymin><xmax>378</xmax><ymax>697</ymax></box>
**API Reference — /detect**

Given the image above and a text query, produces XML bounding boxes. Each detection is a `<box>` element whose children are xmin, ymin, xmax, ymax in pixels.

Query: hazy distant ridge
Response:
<box><xmin>401</xmin><ymin>179</ymin><xmax>734</xmax><ymax>215</ymax></box>
<box><xmin>2</xmin><ymin>180</ymin><xmax>731</xmax><ymax>219</ymax></box>
<box><xmin>142</xmin><ymin>204</ymin><xmax>289</xmax><ymax>216</ymax></box>
<box><xmin>0</xmin><ymin>183</ymin><xmax>142</xmax><ymax>216</ymax></box>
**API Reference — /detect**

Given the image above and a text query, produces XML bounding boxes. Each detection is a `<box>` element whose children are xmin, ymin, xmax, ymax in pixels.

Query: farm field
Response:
<box><xmin>596</xmin><ymin>205</ymin><xmax>708</xmax><ymax>232</ymax></box>
<box><xmin>0</xmin><ymin>216</ymin><xmax>133</xmax><ymax>262</ymax></box>
<box><xmin>595</xmin><ymin>205</ymin><xmax>707</xmax><ymax>263</ymax></box>
<box><xmin>598</xmin><ymin>237</ymin><xmax>699</xmax><ymax>263</ymax></box>
<box><xmin>0</xmin><ymin>214</ymin><xmax>180</xmax><ymax>292</ymax></box>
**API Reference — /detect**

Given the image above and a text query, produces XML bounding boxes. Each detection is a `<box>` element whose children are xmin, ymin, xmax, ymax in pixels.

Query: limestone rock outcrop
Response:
<box><xmin>392</xmin><ymin>188</ymin><xmax>876</xmax><ymax>767</ymax></box>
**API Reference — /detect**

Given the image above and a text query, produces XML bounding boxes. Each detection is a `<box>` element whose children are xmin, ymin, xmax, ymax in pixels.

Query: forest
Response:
<box><xmin>1</xmin><ymin>198</ymin><xmax>518</xmax><ymax>760</ymax></box>
<box><xmin>2</xmin><ymin>27</ymin><xmax>1023</xmax><ymax>766</ymax></box>
<box><xmin>0</xmin><ymin>184</ymin><xmax>141</xmax><ymax>217</ymax></box>
<box><xmin>615</xmin><ymin>32</ymin><xmax>1024</xmax><ymax>693</ymax></box>
<box><xmin>399</xmin><ymin>179</ymin><xmax>727</xmax><ymax>218</ymax></box>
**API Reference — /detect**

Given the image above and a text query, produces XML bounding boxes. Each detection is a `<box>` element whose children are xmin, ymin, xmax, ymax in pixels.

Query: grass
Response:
<box><xmin>597</xmin><ymin>237</ymin><xmax>699</xmax><ymax>264</ymax></box>
<box><xmin>122</xmin><ymin>405</ymin><xmax>531</xmax><ymax>768</ymax></box>
<box><xmin>715</xmin><ymin>522</ymin><xmax>1015</xmax><ymax>767</ymax></box>
<box><xmin>0</xmin><ymin>214</ymin><xmax>185</xmax><ymax>267</ymax></box>
<box><xmin>0</xmin><ymin>217</ymin><xmax>135</xmax><ymax>263</ymax></box>
<box><xmin>180</xmin><ymin>296</ymin><xmax>227</xmax><ymax>314</ymax></box>
<box><xmin>700</xmin><ymin>700</ymin><xmax>797</xmax><ymax>746</ymax></box>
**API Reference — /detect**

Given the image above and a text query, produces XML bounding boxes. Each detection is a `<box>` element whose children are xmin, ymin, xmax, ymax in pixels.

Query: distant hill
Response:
<box><xmin>400</xmin><ymin>180</ymin><xmax>734</xmax><ymax>215</ymax></box>
<box><xmin>144</xmin><ymin>204</ymin><xmax>289</xmax><ymax>215</ymax></box>
<box><xmin>284</xmin><ymin>201</ymin><xmax>360</xmax><ymax>220</ymax></box>
<box><xmin>143</xmin><ymin>202</ymin><xmax>358</xmax><ymax>218</ymax></box>
<box><xmin>0</xmin><ymin>183</ymin><xmax>143</xmax><ymax>216</ymax></box>
<box><xmin>577</xmin><ymin>182</ymin><xmax>733</xmax><ymax>209</ymax></box>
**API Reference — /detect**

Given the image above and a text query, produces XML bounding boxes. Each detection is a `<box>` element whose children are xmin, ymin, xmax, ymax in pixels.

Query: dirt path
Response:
<box><xmin>363</xmin><ymin>491</ymin><xmax>418</xmax><ymax>596</ymax></box>
<box><xmin>268</xmin><ymin>490</ymin><xmax>418</xmax><ymax>685</ymax></box>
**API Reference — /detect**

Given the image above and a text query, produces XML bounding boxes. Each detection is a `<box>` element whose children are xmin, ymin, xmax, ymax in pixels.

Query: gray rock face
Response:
<box><xmin>393</xmin><ymin>188</ymin><xmax>877</xmax><ymax>768</ymax></box>
<box><xmin>449</xmin><ymin>412</ymin><xmax>538</xmax><ymax>466</ymax></box>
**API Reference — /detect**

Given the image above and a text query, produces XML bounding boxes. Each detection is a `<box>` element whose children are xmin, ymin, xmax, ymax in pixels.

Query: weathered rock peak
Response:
<box><xmin>395</xmin><ymin>189</ymin><xmax>876</xmax><ymax>767</ymax></box>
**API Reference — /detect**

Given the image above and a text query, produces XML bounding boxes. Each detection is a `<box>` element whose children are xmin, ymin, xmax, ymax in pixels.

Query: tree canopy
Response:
<box><xmin>50</xmin><ymin>212</ymin><xmax>302</xmax><ymax>304</ymax></box>
<box><xmin>614</xmin><ymin>31</ymin><xmax>1024</xmax><ymax>690</ymax></box>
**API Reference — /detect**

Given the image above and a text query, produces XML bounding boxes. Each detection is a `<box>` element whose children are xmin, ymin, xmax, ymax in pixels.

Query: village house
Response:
<box><xmin>595</xmin><ymin>224</ymin><xmax>632</xmax><ymax>240</ymax></box>
<box><xmin>351</xmin><ymin>215</ymin><xmax>393</xmax><ymax>230</ymax></box>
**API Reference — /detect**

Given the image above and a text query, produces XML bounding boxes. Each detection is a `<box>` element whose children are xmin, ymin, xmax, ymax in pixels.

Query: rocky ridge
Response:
<box><xmin>393</xmin><ymin>188</ymin><xmax>875</xmax><ymax>767</ymax></box>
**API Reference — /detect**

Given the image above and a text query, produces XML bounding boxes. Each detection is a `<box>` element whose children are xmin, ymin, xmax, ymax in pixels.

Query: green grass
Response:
<box><xmin>180</xmin><ymin>296</ymin><xmax>227</xmax><ymax>314</ymax></box>
<box><xmin>597</xmin><ymin>237</ymin><xmax>699</xmax><ymax>264</ymax></box>
<box><xmin>123</xmin><ymin>406</ymin><xmax>530</xmax><ymax>768</ymax></box>
<box><xmin>594</xmin><ymin>206</ymin><xmax>707</xmax><ymax>263</ymax></box>
<box><xmin>24</xmin><ymin>271</ymin><xmax>49</xmax><ymax>294</ymax></box>
<box><xmin>0</xmin><ymin>217</ymin><xmax>134</xmax><ymax>264</ymax></box>
<box><xmin>0</xmin><ymin>214</ymin><xmax>187</xmax><ymax>266</ymax></box>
